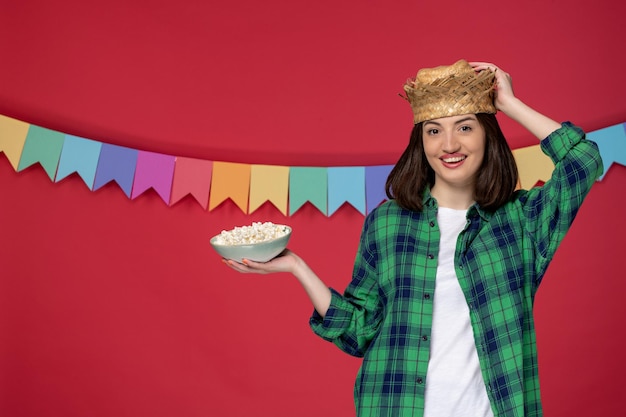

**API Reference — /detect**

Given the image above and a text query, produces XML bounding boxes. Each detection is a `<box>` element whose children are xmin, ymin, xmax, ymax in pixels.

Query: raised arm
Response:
<box><xmin>470</xmin><ymin>62</ymin><xmax>561</xmax><ymax>140</ymax></box>
<box><xmin>469</xmin><ymin>62</ymin><xmax>603</xmax><ymax>286</ymax></box>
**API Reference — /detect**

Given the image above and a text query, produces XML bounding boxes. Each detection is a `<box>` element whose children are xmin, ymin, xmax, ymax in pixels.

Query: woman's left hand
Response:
<box><xmin>222</xmin><ymin>249</ymin><xmax>300</xmax><ymax>275</ymax></box>
<box><xmin>470</xmin><ymin>61</ymin><xmax>561</xmax><ymax>139</ymax></box>
<box><xmin>469</xmin><ymin>62</ymin><xmax>516</xmax><ymax>113</ymax></box>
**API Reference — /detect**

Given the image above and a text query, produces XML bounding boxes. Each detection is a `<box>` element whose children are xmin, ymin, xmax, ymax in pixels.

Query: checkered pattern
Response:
<box><xmin>310</xmin><ymin>123</ymin><xmax>603</xmax><ymax>417</ymax></box>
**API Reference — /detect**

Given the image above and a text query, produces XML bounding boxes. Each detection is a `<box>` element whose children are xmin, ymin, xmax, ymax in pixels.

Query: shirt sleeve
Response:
<box><xmin>521</xmin><ymin>122</ymin><xmax>604</xmax><ymax>286</ymax></box>
<box><xmin>309</xmin><ymin>211</ymin><xmax>383</xmax><ymax>357</ymax></box>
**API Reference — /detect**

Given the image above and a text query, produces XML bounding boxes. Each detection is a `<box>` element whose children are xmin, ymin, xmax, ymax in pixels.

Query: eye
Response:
<box><xmin>426</xmin><ymin>128</ymin><xmax>439</xmax><ymax>135</ymax></box>
<box><xmin>459</xmin><ymin>125</ymin><xmax>472</xmax><ymax>132</ymax></box>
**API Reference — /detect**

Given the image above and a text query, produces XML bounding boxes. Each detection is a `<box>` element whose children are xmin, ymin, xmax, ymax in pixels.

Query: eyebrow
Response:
<box><xmin>424</xmin><ymin>116</ymin><xmax>477</xmax><ymax>127</ymax></box>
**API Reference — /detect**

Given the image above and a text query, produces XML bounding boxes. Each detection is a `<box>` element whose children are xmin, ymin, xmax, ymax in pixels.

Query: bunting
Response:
<box><xmin>512</xmin><ymin>145</ymin><xmax>554</xmax><ymax>188</ymax></box>
<box><xmin>587</xmin><ymin>123</ymin><xmax>626</xmax><ymax>180</ymax></box>
<box><xmin>93</xmin><ymin>144</ymin><xmax>138</xmax><ymax>198</ymax></box>
<box><xmin>0</xmin><ymin>115</ymin><xmax>29</xmax><ymax>170</ymax></box>
<box><xmin>17</xmin><ymin>125</ymin><xmax>64</xmax><ymax>180</ymax></box>
<box><xmin>0</xmin><ymin>114</ymin><xmax>624</xmax><ymax>217</ymax></box>
<box><xmin>209</xmin><ymin>162</ymin><xmax>250</xmax><ymax>213</ymax></box>
<box><xmin>131</xmin><ymin>151</ymin><xmax>176</xmax><ymax>203</ymax></box>
<box><xmin>56</xmin><ymin>135</ymin><xmax>102</xmax><ymax>189</ymax></box>
<box><xmin>366</xmin><ymin>165</ymin><xmax>394</xmax><ymax>214</ymax></box>
<box><xmin>171</xmin><ymin>157</ymin><xmax>213</xmax><ymax>209</ymax></box>
<box><xmin>289</xmin><ymin>167</ymin><xmax>327</xmax><ymax>215</ymax></box>
<box><xmin>328</xmin><ymin>167</ymin><xmax>366</xmax><ymax>216</ymax></box>
<box><xmin>249</xmin><ymin>165</ymin><xmax>290</xmax><ymax>215</ymax></box>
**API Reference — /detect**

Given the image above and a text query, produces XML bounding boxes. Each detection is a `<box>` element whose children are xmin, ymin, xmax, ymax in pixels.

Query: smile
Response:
<box><xmin>442</xmin><ymin>156</ymin><xmax>466</xmax><ymax>163</ymax></box>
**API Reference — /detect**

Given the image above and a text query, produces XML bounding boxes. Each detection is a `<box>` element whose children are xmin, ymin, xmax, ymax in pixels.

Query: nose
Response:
<box><xmin>442</xmin><ymin>131</ymin><xmax>460</xmax><ymax>153</ymax></box>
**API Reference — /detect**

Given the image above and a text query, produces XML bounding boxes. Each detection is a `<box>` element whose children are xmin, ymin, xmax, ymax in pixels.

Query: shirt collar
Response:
<box><xmin>422</xmin><ymin>187</ymin><xmax>493</xmax><ymax>222</ymax></box>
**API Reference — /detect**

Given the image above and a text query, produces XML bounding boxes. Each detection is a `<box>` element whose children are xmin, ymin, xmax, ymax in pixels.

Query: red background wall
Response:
<box><xmin>1</xmin><ymin>1</ymin><xmax>625</xmax><ymax>416</ymax></box>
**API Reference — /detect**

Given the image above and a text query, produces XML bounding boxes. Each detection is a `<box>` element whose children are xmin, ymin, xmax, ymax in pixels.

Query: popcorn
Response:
<box><xmin>214</xmin><ymin>222</ymin><xmax>289</xmax><ymax>245</ymax></box>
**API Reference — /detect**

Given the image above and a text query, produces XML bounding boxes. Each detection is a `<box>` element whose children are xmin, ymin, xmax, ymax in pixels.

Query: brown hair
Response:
<box><xmin>385</xmin><ymin>113</ymin><xmax>519</xmax><ymax>212</ymax></box>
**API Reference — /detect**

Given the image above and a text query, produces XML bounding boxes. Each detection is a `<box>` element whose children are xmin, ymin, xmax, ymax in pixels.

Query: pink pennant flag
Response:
<box><xmin>131</xmin><ymin>151</ymin><xmax>176</xmax><ymax>204</ymax></box>
<box><xmin>170</xmin><ymin>157</ymin><xmax>213</xmax><ymax>209</ymax></box>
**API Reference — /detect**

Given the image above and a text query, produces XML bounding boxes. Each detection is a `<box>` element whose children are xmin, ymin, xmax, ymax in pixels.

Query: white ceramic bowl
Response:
<box><xmin>210</xmin><ymin>225</ymin><xmax>292</xmax><ymax>263</ymax></box>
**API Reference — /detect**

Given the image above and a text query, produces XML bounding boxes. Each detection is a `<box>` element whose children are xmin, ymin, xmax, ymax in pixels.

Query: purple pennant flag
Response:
<box><xmin>131</xmin><ymin>151</ymin><xmax>176</xmax><ymax>204</ymax></box>
<box><xmin>93</xmin><ymin>144</ymin><xmax>139</xmax><ymax>197</ymax></box>
<box><xmin>365</xmin><ymin>165</ymin><xmax>394</xmax><ymax>214</ymax></box>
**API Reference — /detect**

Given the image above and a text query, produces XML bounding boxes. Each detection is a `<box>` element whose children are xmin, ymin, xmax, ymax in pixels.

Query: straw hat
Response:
<box><xmin>402</xmin><ymin>60</ymin><xmax>496</xmax><ymax>124</ymax></box>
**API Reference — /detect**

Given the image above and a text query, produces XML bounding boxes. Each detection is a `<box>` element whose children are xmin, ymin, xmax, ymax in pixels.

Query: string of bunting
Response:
<box><xmin>0</xmin><ymin>114</ymin><xmax>624</xmax><ymax>216</ymax></box>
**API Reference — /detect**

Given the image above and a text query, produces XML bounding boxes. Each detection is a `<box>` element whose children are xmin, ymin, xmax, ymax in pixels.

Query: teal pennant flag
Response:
<box><xmin>587</xmin><ymin>123</ymin><xmax>626</xmax><ymax>180</ymax></box>
<box><xmin>17</xmin><ymin>125</ymin><xmax>65</xmax><ymax>180</ymax></box>
<box><xmin>289</xmin><ymin>167</ymin><xmax>328</xmax><ymax>215</ymax></box>
<box><xmin>327</xmin><ymin>166</ymin><xmax>366</xmax><ymax>216</ymax></box>
<box><xmin>56</xmin><ymin>135</ymin><xmax>103</xmax><ymax>189</ymax></box>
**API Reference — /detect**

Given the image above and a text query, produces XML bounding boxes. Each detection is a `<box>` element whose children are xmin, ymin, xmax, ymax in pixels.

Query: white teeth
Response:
<box><xmin>443</xmin><ymin>156</ymin><xmax>465</xmax><ymax>163</ymax></box>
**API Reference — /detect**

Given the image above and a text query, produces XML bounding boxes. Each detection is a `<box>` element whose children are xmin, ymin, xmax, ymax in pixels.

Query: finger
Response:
<box><xmin>469</xmin><ymin>62</ymin><xmax>493</xmax><ymax>68</ymax></box>
<box><xmin>241</xmin><ymin>258</ymin><xmax>264</xmax><ymax>268</ymax></box>
<box><xmin>469</xmin><ymin>62</ymin><xmax>499</xmax><ymax>73</ymax></box>
<box><xmin>223</xmin><ymin>258</ymin><xmax>252</xmax><ymax>272</ymax></box>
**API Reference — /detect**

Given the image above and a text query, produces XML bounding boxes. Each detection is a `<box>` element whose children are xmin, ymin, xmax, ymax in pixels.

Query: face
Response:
<box><xmin>422</xmin><ymin>114</ymin><xmax>486</xmax><ymax>191</ymax></box>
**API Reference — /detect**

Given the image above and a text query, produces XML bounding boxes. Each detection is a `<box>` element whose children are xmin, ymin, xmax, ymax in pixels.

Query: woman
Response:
<box><xmin>224</xmin><ymin>61</ymin><xmax>603</xmax><ymax>417</ymax></box>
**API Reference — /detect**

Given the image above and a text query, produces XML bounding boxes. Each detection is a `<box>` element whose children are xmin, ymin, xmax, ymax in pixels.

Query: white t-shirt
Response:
<box><xmin>424</xmin><ymin>207</ymin><xmax>494</xmax><ymax>417</ymax></box>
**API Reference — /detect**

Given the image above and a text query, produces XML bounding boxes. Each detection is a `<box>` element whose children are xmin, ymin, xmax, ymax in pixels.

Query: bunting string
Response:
<box><xmin>1</xmin><ymin>114</ymin><xmax>624</xmax><ymax>216</ymax></box>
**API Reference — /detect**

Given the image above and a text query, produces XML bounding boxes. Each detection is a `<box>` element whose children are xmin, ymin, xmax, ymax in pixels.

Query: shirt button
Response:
<box><xmin>459</xmin><ymin>264</ymin><xmax>464</xmax><ymax>270</ymax></box>
<box><xmin>429</xmin><ymin>221</ymin><xmax>435</xmax><ymax>227</ymax></box>
<box><xmin>416</xmin><ymin>377</ymin><xmax>424</xmax><ymax>384</ymax></box>
<box><xmin>422</xmin><ymin>335</ymin><xmax>428</xmax><ymax>341</ymax></box>
<box><xmin>428</xmin><ymin>254</ymin><xmax>434</xmax><ymax>259</ymax></box>
<box><xmin>424</xmin><ymin>293</ymin><xmax>431</xmax><ymax>300</ymax></box>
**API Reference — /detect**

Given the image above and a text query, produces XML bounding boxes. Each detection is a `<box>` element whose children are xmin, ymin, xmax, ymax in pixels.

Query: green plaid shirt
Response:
<box><xmin>310</xmin><ymin>123</ymin><xmax>603</xmax><ymax>417</ymax></box>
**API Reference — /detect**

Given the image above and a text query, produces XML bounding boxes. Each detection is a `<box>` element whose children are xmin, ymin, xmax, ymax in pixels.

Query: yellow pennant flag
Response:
<box><xmin>209</xmin><ymin>161</ymin><xmax>251</xmax><ymax>213</ymax></box>
<box><xmin>249</xmin><ymin>165</ymin><xmax>289</xmax><ymax>215</ymax></box>
<box><xmin>513</xmin><ymin>145</ymin><xmax>555</xmax><ymax>189</ymax></box>
<box><xmin>0</xmin><ymin>115</ymin><xmax>30</xmax><ymax>170</ymax></box>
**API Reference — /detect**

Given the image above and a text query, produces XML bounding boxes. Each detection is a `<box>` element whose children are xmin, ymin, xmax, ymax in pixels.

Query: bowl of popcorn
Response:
<box><xmin>210</xmin><ymin>222</ymin><xmax>292</xmax><ymax>263</ymax></box>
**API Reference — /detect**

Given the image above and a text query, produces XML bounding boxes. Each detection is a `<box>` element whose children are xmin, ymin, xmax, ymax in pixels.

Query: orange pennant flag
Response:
<box><xmin>249</xmin><ymin>165</ymin><xmax>289</xmax><ymax>215</ymax></box>
<box><xmin>209</xmin><ymin>161</ymin><xmax>251</xmax><ymax>213</ymax></box>
<box><xmin>171</xmin><ymin>157</ymin><xmax>213</xmax><ymax>209</ymax></box>
<box><xmin>0</xmin><ymin>115</ymin><xmax>30</xmax><ymax>170</ymax></box>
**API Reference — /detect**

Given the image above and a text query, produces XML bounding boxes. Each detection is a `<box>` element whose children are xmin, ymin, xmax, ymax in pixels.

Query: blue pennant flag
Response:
<box><xmin>587</xmin><ymin>123</ymin><xmax>626</xmax><ymax>180</ymax></box>
<box><xmin>327</xmin><ymin>166</ymin><xmax>366</xmax><ymax>216</ymax></box>
<box><xmin>56</xmin><ymin>135</ymin><xmax>103</xmax><ymax>189</ymax></box>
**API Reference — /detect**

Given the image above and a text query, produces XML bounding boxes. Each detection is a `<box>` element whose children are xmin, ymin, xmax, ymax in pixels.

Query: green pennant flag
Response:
<box><xmin>17</xmin><ymin>125</ymin><xmax>65</xmax><ymax>180</ymax></box>
<box><xmin>289</xmin><ymin>167</ymin><xmax>327</xmax><ymax>215</ymax></box>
